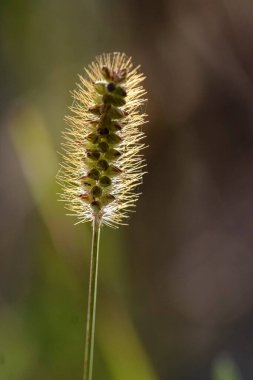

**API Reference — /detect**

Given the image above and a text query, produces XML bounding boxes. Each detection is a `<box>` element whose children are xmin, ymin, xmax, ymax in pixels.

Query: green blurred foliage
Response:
<box><xmin>212</xmin><ymin>355</ymin><xmax>242</xmax><ymax>380</ymax></box>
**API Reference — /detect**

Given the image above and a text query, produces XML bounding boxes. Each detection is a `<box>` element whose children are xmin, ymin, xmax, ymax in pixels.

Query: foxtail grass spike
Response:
<box><xmin>58</xmin><ymin>52</ymin><xmax>147</xmax><ymax>227</ymax></box>
<box><xmin>58</xmin><ymin>52</ymin><xmax>148</xmax><ymax>380</ymax></box>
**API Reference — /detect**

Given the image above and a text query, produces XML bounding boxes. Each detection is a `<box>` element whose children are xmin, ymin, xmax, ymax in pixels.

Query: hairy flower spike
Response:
<box><xmin>58</xmin><ymin>52</ymin><xmax>147</xmax><ymax>227</ymax></box>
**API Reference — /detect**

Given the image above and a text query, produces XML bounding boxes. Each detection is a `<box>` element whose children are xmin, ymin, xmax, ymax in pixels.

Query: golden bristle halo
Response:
<box><xmin>58</xmin><ymin>52</ymin><xmax>147</xmax><ymax>227</ymax></box>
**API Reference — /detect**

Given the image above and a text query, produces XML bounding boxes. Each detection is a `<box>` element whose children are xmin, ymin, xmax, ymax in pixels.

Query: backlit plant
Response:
<box><xmin>58</xmin><ymin>52</ymin><xmax>147</xmax><ymax>380</ymax></box>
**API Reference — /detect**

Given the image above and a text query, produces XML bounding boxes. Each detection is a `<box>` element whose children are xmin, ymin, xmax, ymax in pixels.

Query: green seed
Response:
<box><xmin>87</xmin><ymin>150</ymin><xmax>100</xmax><ymax>160</ymax></box>
<box><xmin>102</xmin><ymin>94</ymin><xmax>113</xmax><ymax>104</ymax></box>
<box><xmin>111</xmin><ymin>122</ymin><xmax>123</xmax><ymax>131</ymax></box>
<box><xmin>99</xmin><ymin>112</ymin><xmax>111</xmax><ymax>126</ymax></box>
<box><xmin>105</xmin><ymin>149</ymin><xmax>121</xmax><ymax>160</ymax></box>
<box><xmin>98</xmin><ymin>141</ymin><xmax>109</xmax><ymax>153</ymax></box>
<box><xmin>91</xmin><ymin>185</ymin><xmax>102</xmax><ymax>198</ymax></box>
<box><xmin>107</xmin><ymin>133</ymin><xmax>122</xmax><ymax>145</ymax></box>
<box><xmin>98</xmin><ymin>127</ymin><xmax>109</xmax><ymax>136</ymax></box>
<box><xmin>88</xmin><ymin>105</ymin><xmax>102</xmax><ymax>115</ymax></box>
<box><xmin>108</xmin><ymin>106</ymin><xmax>125</xmax><ymax>119</ymax></box>
<box><xmin>112</xmin><ymin>96</ymin><xmax>126</xmax><ymax>107</ymax></box>
<box><xmin>87</xmin><ymin>168</ymin><xmax>100</xmax><ymax>180</ymax></box>
<box><xmin>102</xmin><ymin>93</ymin><xmax>126</xmax><ymax>107</ymax></box>
<box><xmin>101</xmin><ymin>194</ymin><xmax>115</xmax><ymax>206</ymax></box>
<box><xmin>97</xmin><ymin>159</ymin><xmax>109</xmax><ymax>171</ymax></box>
<box><xmin>80</xmin><ymin>176</ymin><xmax>93</xmax><ymax>188</ymax></box>
<box><xmin>86</xmin><ymin>132</ymin><xmax>99</xmax><ymax>144</ymax></box>
<box><xmin>99</xmin><ymin>176</ymin><xmax>112</xmax><ymax>187</ymax></box>
<box><xmin>91</xmin><ymin>200</ymin><xmax>101</xmax><ymax>211</ymax></box>
<box><xmin>107</xmin><ymin>165</ymin><xmax>122</xmax><ymax>177</ymax></box>
<box><xmin>114</xmin><ymin>86</ymin><xmax>127</xmax><ymax>97</ymax></box>
<box><xmin>94</xmin><ymin>81</ymin><xmax>106</xmax><ymax>95</ymax></box>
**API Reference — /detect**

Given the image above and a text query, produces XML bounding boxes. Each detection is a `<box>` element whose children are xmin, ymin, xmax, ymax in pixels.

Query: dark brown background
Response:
<box><xmin>1</xmin><ymin>0</ymin><xmax>253</xmax><ymax>379</ymax></box>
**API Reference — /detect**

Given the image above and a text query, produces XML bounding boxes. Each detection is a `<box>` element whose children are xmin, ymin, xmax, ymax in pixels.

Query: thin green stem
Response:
<box><xmin>83</xmin><ymin>216</ymin><xmax>101</xmax><ymax>380</ymax></box>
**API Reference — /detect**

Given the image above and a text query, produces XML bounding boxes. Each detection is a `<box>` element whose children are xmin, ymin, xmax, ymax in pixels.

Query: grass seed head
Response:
<box><xmin>58</xmin><ymin>52</ymin><xmax>147</xmax><ymax>227</ymax></box>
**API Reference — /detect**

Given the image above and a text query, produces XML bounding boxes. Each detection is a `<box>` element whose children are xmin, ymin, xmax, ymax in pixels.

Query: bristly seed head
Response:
<box><xmin>58</xmin><ymin>52</ymin><xmax>147</xmax><ymax>227</ymax></box>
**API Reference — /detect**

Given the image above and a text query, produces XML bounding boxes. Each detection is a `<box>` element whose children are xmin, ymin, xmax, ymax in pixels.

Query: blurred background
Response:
<box><xmin>1</xmin><ymin>0</ymin><xmax>253</xmax><ymax>379</ymax></box>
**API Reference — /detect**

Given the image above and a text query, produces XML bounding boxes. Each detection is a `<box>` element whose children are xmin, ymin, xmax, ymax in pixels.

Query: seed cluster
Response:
<box><xmin>58</xmin><ymin>53</ymin><xmax>147</xmax><ymax>227</ymax></box>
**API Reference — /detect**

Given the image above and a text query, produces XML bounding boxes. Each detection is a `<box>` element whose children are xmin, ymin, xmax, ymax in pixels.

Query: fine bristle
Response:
<box><xmin>57</xmin><ymin>52</ymin><xmax>147</xmax><ymax>227</ymax></box>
